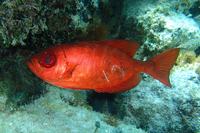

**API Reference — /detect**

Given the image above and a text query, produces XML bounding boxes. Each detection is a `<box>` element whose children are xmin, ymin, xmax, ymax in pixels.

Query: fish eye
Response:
<box><xmin>39</xmin><ymin>52</ymin><xmax>56</xmax><ymax>68</ymax></box>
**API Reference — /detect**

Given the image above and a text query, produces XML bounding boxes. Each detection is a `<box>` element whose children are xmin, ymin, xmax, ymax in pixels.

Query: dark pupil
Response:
<box><xmin>44</xmin><ymin>56</ymin><xmax>51</xmax><ymax>64</ymax></box>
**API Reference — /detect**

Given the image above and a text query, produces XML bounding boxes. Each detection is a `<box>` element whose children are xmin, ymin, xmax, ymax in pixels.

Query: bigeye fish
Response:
<box><xmin>26</xmin><ymin>40</ymin><xmax>180</xmax><ymax>93</ymax></box>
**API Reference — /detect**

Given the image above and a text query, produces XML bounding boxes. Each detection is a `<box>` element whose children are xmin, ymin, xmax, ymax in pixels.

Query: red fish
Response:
<box><xmin>26</xmin><ymin>40</ymin><xmax>180</xmax><ymax>93</ymax></box>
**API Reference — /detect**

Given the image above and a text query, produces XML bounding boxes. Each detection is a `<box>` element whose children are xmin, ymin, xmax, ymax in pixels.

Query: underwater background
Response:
<box><xmin>0</xmin><ymin>0</ymin><xmax>200</xmax><ymax>132</ymax></box>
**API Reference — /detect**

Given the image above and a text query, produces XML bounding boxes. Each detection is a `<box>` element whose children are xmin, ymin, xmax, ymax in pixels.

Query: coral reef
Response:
<box><xmin>122</xmin><ymin>0</ymin><xmax>200</xmax><ymax>60</ymax></box>
<box><xmin>0</xmin><ymin>85</ymin><xmax>146</xmax><ymax>133</ymax></box>
<box><xmin>0</xmin><ymin>0</ymin><xmax>123</xmax><ymax>49</ymax></box>
<box><xmin>0</xmin><ymin>48</ymin><xmax>45</xmax><ymax>112</ymax></box>
<box><xmin>177</xmin><ymin>51</ymin><xmax>196</xmax><ymax>65</ymax></box>
<box><xmin>0</xmin><ymin>0</ymin><xmax>200</xmax><ymax>132</ymax></box>
<box><xmin>0</xmin><ymin>0</ymin><xmax>47</xmax><ymax>47</ymax></box>
<box><xmin>116</xmin><ymin>66</ymin><xmax>200</xmax><ymax>132</ymax></box>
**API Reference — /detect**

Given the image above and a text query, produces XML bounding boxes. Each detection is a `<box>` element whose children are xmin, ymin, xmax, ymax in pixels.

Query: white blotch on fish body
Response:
<box><xmin>102</xmin><ymin>70</ymin><xmax>110</xmax><ymax>82</ymax></box>
<box><xmin>111</xmin><ymin>65</ymin><xmax>125</xmax><ymax>76</ymax></box>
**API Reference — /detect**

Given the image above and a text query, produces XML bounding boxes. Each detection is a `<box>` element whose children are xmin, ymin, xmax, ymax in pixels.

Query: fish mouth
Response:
<box><xmin>26</xmin><ymin>58</ymin><xmax>34</xmax><ymax>69</ymax></box>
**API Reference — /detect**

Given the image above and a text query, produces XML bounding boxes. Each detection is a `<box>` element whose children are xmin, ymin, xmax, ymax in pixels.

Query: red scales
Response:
<box><xmin>26</xmin><ymin>40</ymin><xmax>180</xmax><ymax>93</ymax></box>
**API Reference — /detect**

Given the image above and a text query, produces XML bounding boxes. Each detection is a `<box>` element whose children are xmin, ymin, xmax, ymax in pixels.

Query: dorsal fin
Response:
<box><xmin>91</xmin><ymin>40</ymin><xmax>141</xmax><ymax>57</ymax></box>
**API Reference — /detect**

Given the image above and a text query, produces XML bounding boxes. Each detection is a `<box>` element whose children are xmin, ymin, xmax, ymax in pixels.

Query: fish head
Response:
<box><xmin>26</xmin><ymin>45</ymin><xmax>67</xmax><ymax>83</ymax></box>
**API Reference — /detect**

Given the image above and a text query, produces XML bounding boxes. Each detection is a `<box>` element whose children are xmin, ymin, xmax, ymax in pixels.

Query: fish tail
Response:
<box><xmin>145</xmin><ymin>48</ymin><xmax>180</xmax><ymax>87</ymax></box>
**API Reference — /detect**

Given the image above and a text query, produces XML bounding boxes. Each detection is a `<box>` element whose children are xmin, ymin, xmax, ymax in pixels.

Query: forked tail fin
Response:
<box><xmin>146</xmin><ymin>48</ymin><xmax>180</xmax><ymax>87</ymax></box>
